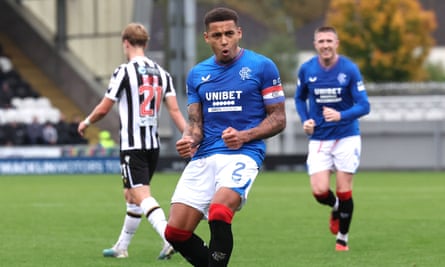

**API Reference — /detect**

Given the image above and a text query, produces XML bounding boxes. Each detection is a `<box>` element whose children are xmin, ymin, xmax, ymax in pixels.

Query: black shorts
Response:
<box><xmin>120</xmin><ymin>149</ymin><xmax>159</xmax><ymax>189</ymax></box>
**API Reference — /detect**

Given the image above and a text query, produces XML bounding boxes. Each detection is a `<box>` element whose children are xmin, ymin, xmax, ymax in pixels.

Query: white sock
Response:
<box><xmin>140</xmin><ymin>197</ymin><xmax>168</xmax><ymax>244</ymax></box>
<box><xmin>336</xmin><ymin>232</ymin><xmax>348</xmax><ymax>243</ymax></box>
<box><xmin>114</xmin><ymin>203</ymin><xmax>143</xmax><ymax>250</ymax></box>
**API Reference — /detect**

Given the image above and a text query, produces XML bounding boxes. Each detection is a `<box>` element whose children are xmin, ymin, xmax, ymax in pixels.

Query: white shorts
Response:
<box><xmin>306</xmin><ymin>135</ymin><xmax>361</xmax><ymax>175</ymax></box>
<box><xmin>170</xmin><ymin>154</ymin><xmax>259</xmax><ymax>218</ymax></box>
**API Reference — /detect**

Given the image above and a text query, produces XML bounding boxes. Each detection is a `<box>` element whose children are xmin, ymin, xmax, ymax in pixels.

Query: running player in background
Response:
<box><xmin>78</xmin><ymin>23</ymin><xmax>185</xmax><ymax>260</ymax></box>
<box><xmin>294</xmin><ymin>26</ymin><xmax>370</xmax><ymax>251</ymax></box>
<box><xmin>163</xmin><ymin>7</ymin><xmax>286</xmax><ymax>267</ymax></box>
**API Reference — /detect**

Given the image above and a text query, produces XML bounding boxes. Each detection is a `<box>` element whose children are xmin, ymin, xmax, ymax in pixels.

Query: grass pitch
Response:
<box><xmin>0</xmin><ymin>171</ymin><xmax>443</xmax><ymax>267</ymax></box>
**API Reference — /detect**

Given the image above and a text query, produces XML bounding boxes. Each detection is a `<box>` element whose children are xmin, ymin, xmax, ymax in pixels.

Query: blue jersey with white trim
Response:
<box><xmin>294</xmin><ymin>55</ymin><xmax>370</xmax><ymax>140</ymax></box>
<box><xmin>186</xmin><ymin>48</ymin><xmax>284</xmax><ymax>166</ymax></box>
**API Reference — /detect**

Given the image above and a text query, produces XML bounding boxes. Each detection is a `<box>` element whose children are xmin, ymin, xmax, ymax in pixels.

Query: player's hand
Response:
<box><xmin>222</xmin><ymin>126</ymin><xmax>243</xmax><ymax>150</ymax></box>
<box><xmin>77</xmin><ymin>122</ymin><xmax>87</xmax><ymax>137</ymax></box>
<box><xmin>323</xmin><ymin>106</ymin><xmax>341</xmax><ymax>122</ymax></box>
<box><xmin>176</xmin><ymin>136</ymin><xmax>197</xmax><ymax>158</ymax></box>
<box><xmin>303</xmin><ymin>119</ymin><xmax>315</xmax><ymax>135</ymax></box>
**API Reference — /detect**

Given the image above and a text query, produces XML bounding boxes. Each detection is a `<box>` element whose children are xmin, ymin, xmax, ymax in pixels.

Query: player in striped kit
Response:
<box><xmin>163</xmin><ymin>7</ymin><xmax>286</xmax><ymax>267</ymax></box>
<box><xmin>294</xmin><ymin>26</ymin><xmax>370</xmax><ymax>251</ymax></box>
<box><xmin>78</xmin><ymin>23</ymin><xmax>185</xmax><ymax>260</ymax></box>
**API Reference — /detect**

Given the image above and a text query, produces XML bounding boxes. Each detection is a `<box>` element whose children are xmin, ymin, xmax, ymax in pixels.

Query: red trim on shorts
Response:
<box><xmin>317</xmin><ymin>141</ymin><xmax>323</xmax><ymax>153</ymax></box>
<box><xmin>208</xmin><ymin>203</ymin><xmax>234</xmax><ymax>224</ymax></box>
<box><xmin>336</xmin><ymin>190</ymin><xmax>352</xmax><ymax>200</ymax></box>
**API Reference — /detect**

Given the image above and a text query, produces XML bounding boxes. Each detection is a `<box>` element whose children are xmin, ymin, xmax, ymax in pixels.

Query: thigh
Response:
<box><xmin>213</xmin><ymin>154</ymin><xmax>259</xmax><ymax>211</ymax></box>
<box><xmin>307</xmin><ymin>140</ymin><xmax>336</xmax><ymax>175</ymax></box>
<box><xmin>310</xmin><ymin>170</ymin><xmax>331</xmax><ymax>194</ymax></box>
<box><xmin>335</xmin><ymin>171</ymin><xmax>353</xmax><ymax>192</ymax></box>
<box><xmin>170</xmin><ymin>157</ymin><xmax>215</xmax><ymax>217</ymax></box>
<box><xmin>333</xmin><ymin>136</ymin><xmax>361</xmax><ymax>174</ymax></box>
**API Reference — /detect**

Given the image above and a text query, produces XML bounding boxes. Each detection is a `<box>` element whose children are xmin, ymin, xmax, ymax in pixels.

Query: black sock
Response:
<box><xmin>339</xmin><ymin>197</ymin><xmax>354</xmax><ymax>234</ymax></box>
<box><xmin>169</xmin><ymin>233</ymin><xmax>209</xmax><ymax>267</ymax></box>
<box><xmin>315</xmin><ymin>189</ymin><xmax>337</xmax><ymax>207</ymax></box>
<box><xmin>209</xmin><ymin>220</ymin><xmax>233</xmax><ymax>267</ymax></box>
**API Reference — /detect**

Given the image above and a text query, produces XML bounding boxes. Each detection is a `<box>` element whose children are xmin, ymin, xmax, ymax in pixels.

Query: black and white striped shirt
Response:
<box><xmin>105</xmin><ymin>56</ymin><xmax>176</xmax><ymax>150</ymax></box>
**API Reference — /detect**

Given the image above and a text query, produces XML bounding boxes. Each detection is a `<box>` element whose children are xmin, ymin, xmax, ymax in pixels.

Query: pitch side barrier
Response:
<box><xmin>0</xmin><ymin>149</ymin><xmax>306</xmax><ymax>175</ymax></box>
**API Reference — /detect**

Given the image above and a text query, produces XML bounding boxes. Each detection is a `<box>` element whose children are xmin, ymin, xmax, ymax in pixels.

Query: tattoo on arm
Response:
<box><xmin>245</xmin><ymin>102</ymin><xmax>286</xmax><ymax>141</ymax></box>
<box><xmin>186</xmin><ymin>103</ymin><xmax>203</xmax><ymax>145</ymax></box>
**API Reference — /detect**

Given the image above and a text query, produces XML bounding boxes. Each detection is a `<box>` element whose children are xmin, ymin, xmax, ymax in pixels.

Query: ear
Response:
<box><xmin>238</xmin><ymin>27</ymin><xmax>242</xmax><ymax>39</ymax></box>
<box><xmin>203</xmin><ymin>31</ymin><xmax>209</xmax><ymax>44</ymax></box>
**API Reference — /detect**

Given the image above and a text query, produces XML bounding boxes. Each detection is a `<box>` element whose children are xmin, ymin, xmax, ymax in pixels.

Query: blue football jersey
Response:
<box><xmin>294</xmin><ymin>55</ymin><xmax>370</xmax><ymax>140</ymax></box>
<box><xmin>186</xmin><ymin>49</ymin><xmax>285</xmax><ymax>166</ymax></box>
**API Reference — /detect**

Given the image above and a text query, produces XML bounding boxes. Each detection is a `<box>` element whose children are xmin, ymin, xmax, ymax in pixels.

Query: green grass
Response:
<box><xmin>0</xmin><ymin>171</ymin><xmax>444</xmax><ymax>267</ymax></box>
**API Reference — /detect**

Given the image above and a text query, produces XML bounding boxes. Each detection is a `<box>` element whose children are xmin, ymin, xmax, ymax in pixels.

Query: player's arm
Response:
<box><xmin>245</xmin><ymin>101</ymin><xmax>286</xmax><ymax>140</ymax></box>
<box><xmin>222</xmin><ymin>101</ymin><xmax>286</xmax><ymax>150</ymax></box>
<box><xmin>78</xmin><ymin>97</ymin><xmax>114</xmax><ymax>137</ymax></box>
<box><xmin>176</xmin><ymin>102</ymin><xmax>203</xmax><ymax>158</ymax></box>
<box><xmin>340</xmin><ymin>85</ymin><xmax>370</xmax><ymax>121</ymax></box>
<box><xmin>339</xmin><ymin>68</ymin><xmax>370</xmax><ymax>121</ymax></box>
<box><xmin>294</xmin><ymin>69</ymin><xmax>310</xmax><ymax>123</ymax></box>
<box><xmin>165</xmin><ymin>95</ymin><xmax>186</xmax><ymax>134</ymax></box>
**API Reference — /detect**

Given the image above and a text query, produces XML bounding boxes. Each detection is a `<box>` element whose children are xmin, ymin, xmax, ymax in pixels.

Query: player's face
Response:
<box><xmin>314</xmin><ymin>31</ymin><xmax>339</xmax><ymax>62</ymax></box>
<box><xmin>204</xmin><ymin>20</ymin><xmax>242</xmax><ymax>63</ymax></box>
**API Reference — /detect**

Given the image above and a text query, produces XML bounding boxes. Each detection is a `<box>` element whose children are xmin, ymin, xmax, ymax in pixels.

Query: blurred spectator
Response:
<box><xmin>92</xmin><ymin>130</ymin><xmax>117</xmax><ymax>156</ymax></box>
<box><xmin>0</xmin><ymin>81</ymin><xmax>14</xmax><ymax>108</ymax></box>
<box><xmin>98</xmin><ymin>130</ymin><xmax>116</xmax><ymax>149</ymax></box>
<box><xmin>55</xmin><ymin>113</ymin><xmax>71</xmax><ymax>145</ymax></box>
<box><xmin>42</xmin><ymin>121</ymin><xmax>58</xmax><ymax>145</ymax></box>
<box><xmin>0</xmin><ymin>124</ymin><xmax>7</xmax><ymax>145</ymax></box>
<box><xmin>3</xmin><ymin>121</ymin><xmax>27</xmax><ymax>146</ymax></box>
<box><xmin>26</xmin><ymin>116</ymin><xmax>43</xmax><ymax>145</ymax></box>
<box><xmin>14</xmin><ymin>80</ymin><xmax>39</xmax><ymax>99</ymax></box>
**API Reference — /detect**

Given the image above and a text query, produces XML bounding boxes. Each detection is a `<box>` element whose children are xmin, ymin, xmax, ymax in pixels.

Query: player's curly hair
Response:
<box><xmin>204</xmin><ymin>7</ymin><xmax>239</xmax><ymax>29</ymax></box>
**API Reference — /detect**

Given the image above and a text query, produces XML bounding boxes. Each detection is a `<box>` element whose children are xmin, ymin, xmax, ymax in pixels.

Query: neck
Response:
<box><xmin>320</xmin><ymin>54</ymin><xmax>338</xmax><ymax>69</ymax></box>
<box><xmin>218</xmin><ymin>47</ymin><xmax>242</xmax><ymax>65</ymax></box>
<box><xmin>127</xmin><ymin>47</ymin><xmax>145</xmax><ymax>61</ymax></box>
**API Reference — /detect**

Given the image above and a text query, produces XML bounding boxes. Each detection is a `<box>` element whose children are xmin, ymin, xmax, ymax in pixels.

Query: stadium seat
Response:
<box><xmin>3</xmin><ymin>108</ymin><xmax>18</xmax><ymax>123</ymax></box>
<box><xmin>44</xmin><ymin>107</ymin><xmax>61</xmax><ymax>123</ymax></box>
<box><xmin>21</xmin><ymin>97</ymin><xmax>37</xmax><ymax>109</ymax></box>
<box><xmin>34</xmin><ymin>97</ymin><xmax>51</xmax><ymax>108</ymax></box>
<box><xmin>10</xmin><ymin>97</ymin><xmax>23</xmax><ymax>109</ymax></box>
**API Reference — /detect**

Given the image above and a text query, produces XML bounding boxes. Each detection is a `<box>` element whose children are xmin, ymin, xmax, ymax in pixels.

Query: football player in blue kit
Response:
<box><xmin>294</xmin><ymin>26</ymin><xmax>370</xmax><ymax>251</ymax></box>
<box><xmin>164</xmin><ymin>7</ymin><xmax>286</xmax><ymax>267</ymax></box>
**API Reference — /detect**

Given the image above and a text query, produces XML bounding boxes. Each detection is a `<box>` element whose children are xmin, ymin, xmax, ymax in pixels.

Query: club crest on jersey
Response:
<box><xmin>337</xmin><ymin>73</ymin><xmax>347</xmax><ymax>85</ymax></box>
<box><xmin>239</xmin><ymin>67</ymin><xmax>251</xmax><ymax>80</ymax></box>
<box><xmin>138</xmin><ymin>66</ymin><xmax>147</xmax><ymax>75</ymax></box>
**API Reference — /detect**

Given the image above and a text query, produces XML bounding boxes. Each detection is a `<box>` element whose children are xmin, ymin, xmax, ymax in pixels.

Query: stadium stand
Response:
<box><xmin>0</xmin><ymin>35</ymin><xmax>98</xmax><ymax>145</ymax></box>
